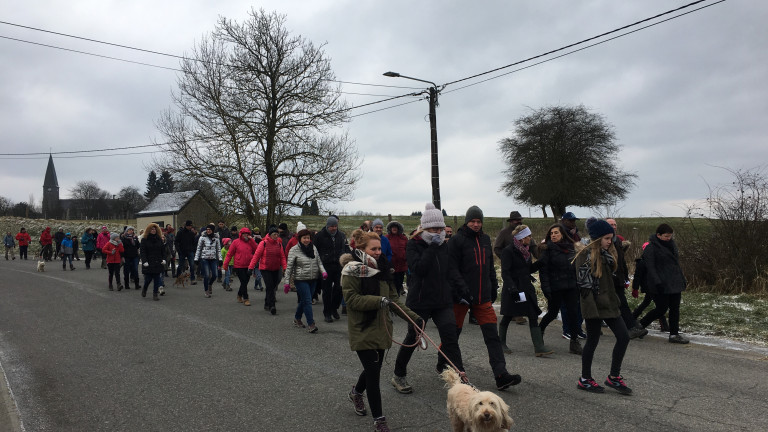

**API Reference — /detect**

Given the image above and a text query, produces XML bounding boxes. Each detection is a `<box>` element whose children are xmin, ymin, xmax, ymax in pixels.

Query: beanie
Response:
<box><xmin>278</xmin><ymin>223</ymin><xmax>288</xmax><ymax>231</ymax></box>
<box><xmin>110</xmin><ymin>232</ymin><xmax>120</xmax><ymax>241</ymax></box>
<box><xmin>268</xmin><ymin>225</ymin><xmax>279</xmax><ymax>235</ymax></box>
<box><xmin>420</xmin><ymin>203</ymin><xmax>446</xmax><ymax>229</ymax></box>
<box><xmin>296</xmin><ymin>222</ymin><xmax>306</xmax><ymax>232</ymax></box>
<box><xmin>584</xmin><ymin>216</ymin><xmax>598</xmax><ymax>232</ymax></box>
<box><xmin>464</xmin><ymin>205</ymin><xmax>484</xmax><ymax>225</ymax></box>
<box><xmin>206</xmin><ymin>223</ymin><xmax>216</xmax><ymax>231</ymax></box>
<box><xmin>588</xmin><ymin>220</ymin><xmax>614</xmax><ymax>240</ymax></box>
<box><xmin>372</xmin><ymin>218</ymin><xmax>384</xmax><ymax>228</ymax></box>
<box><xmin>326</xmin><ymin>216</ymin><xmax>338</xmax><ymax>228</ymax></box>
<box><xmin>185</xmin><ymin>220</ymin><xmax>193</xmax><ymax>227</ymax></box>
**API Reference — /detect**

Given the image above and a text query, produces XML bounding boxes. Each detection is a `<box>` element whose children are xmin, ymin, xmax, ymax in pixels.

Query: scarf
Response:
<box><xmin>342</xmin><ymin>249</ymin><xmax>392</xmax><ymax>329</ymax></box>
<box><xmin>299</xmin><ymin>242</ymin><xmax>315</xmax><ymax>258</ymax></box>
<box><xmin>513</xmin><ymin>237</ymin><xmax>531</xmax><ymax>262</ymax></box>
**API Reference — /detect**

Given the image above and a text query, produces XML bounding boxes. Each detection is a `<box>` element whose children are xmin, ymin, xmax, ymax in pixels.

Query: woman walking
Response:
<box><xmin>16</xmin><ymin>228</ymin><xmax>31</xmax><ymax>260</ymax></box>
<box><xmin>223</xmin><ymin>228</ymin><xmax>259</xmax><ymax>306</ymax></box>
<box><xmin>249</xmin><ymin>226</ymin><xmax>286</xmax><ymax>315</ymax></box>
<box><xmin>96</xmin><ymin>226</ymin><xmax>110</xmax><ymax>269</ymax></box>
<box><xmin>500</xmin><ymin>225</ymin><xmax>553</xmax><ymax>357</ymax></box>
<box><xmin>537</xmin><ymin>223</ymin><xmax>584</xmax><ymax>355</ymax></box>
<box><xmin>342</xmin><ymin>229</ymin><xmax>422</xmax><ymax>432</ymax></box>
<box><xmin>102</xmin><ymin>233</ymin><xmax>124</xmax><ymax>291</ymax></box>
<box><xmin>573</xmin><ymin>220</ymin><xmax>631</xmax><ymax>394</ymax></box>
<box><xmin>195</xmin><ymin>224</ymin><xmax>222</xmax><ymax>298</ymax></box>
<box><xmin>40</xmin><ymin>227</ymin><xmax>53</xmax><ymax>261</ymax></box>
<box><xmin>140</xmin><ymin>223</ymin><xmax>166</xmax><ymax>301</ymax></box>
<box><xmin>282</xmin><ymin>229</ymin><xmax>327</xmax><ymax>333</ymax></box>
<box><xmin>81</xmin><ymin>228</ymin><xmax>96</xmax><ymax>269</ymax></box>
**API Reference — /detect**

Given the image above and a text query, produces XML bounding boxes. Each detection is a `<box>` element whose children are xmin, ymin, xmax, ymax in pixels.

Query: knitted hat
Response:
<box><xmin>221</xmin><ymin>237</ymin><xmax>231</xmax><ymax>246</ymax></box>
<box><xmin>110</xmin><ymin>232</ymin><xmax>120</xmax><ymax>241</ymax></box>
<box><xmin>206</xmin><ymin>223</ymin><xmax>216</xmax><ymax>231</ymax></box>
<box><xmin>588</xmin><ymin>220</ymin><xmax>614</xmax><ymax>240</ymax></box>
<box><xmin>296</xmin><ymin>222</ymin><xmax>306</xmax><ymax>232</ymax></box>
<box><xmin>326</xmin><ymin>216</ymin><xmax>338</xmax><ymax>228</ymax></box>
<box><xmin>464</xmin><ymin>205</ymin><xmax>484</xmax><ymax>224</ymax></box>
<box><xmin>420</xmin><ymin>203</ymin><xmax>445</xmax><ymax>229</ymax></box>
<box><xmin>185</xmin><ymin>220</ymin><xmax>193</xmax><ymax>227</ymax></box>
<box><xmin>371</xmin><ymin>218</ymin><xmax>384</xmax><ymax>228</ymax></box>
<box><xmin>278</xmin><ymin>223</ymin><xmax>288</xmax><ymax>231</ymax></box>
<box><xmin>584</xmin><ymin>216</ymin><xmax>598</xmax><ymax>231</ymax></box>
<box><xmin>268</xmin><ymin>225</ymin><xmax>279</xmax><ymax>235</ymax></box>
<box><xmin>125</xmin><ymin>226</ymin><xmax>135</xmax><ymax>232</ymax></box>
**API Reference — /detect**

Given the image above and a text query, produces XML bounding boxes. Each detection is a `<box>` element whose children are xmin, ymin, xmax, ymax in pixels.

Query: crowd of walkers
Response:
<box><xmin>7</xmin><ymin>207</ymin><xmax>690</xmax><ymax>432</ymax></box>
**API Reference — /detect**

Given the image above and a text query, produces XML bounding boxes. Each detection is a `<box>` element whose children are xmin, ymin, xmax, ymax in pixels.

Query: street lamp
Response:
<box><xmin>383</xmin><ymin>71</ymin><xmax>442</xmax><ymax>210</ymax></box>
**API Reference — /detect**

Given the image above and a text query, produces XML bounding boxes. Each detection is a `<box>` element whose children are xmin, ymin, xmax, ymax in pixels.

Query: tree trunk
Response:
<box><xmin>540</xmin><ymin>205</ymin><xmax>548</xmax><ymax>218</ymax></box>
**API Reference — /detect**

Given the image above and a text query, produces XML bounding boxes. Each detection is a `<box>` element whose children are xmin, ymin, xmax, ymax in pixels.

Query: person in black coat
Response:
<box><xmin>122</xmin><ymin>226</ymin><xmax>141</xmax><ymax>290</ymax></box>
<box><xmin>140</xmin><ymin>223</ymin><xmax>166</xmax><ymax>301</ymax></box>
<box><xmin>174</xmin><ymin>220</ymin><xmax>198</xmax><ymax>284</ymax></box>
<box><xmin>313</xmin><ymin>217</ymin><xmax>350</xmax><ymax>322</ymax></box>
<box><xmin>390</xmin><ymin>204</ymin><xmax>465</xmax><ymax>394</ymax></box>
<box><xmin>638</xmin><ymin>224</ymin><xmax>689</xmax><ymax>344</ymax></box>
<box><xmin>500</xmin><ymin>225</ymin><xmax>553</xmax><ymax>357</ymax></box>
<box><xmin>536</xmin><ymin>223</ymin><xmax>583</xmax><ymax>355</ymax></box>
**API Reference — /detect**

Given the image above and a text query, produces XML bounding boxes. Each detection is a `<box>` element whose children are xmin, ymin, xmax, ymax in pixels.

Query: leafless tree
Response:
<box><xmin>153</xmin><ymin>9</ymin><xmax>361</xmax><ymax>229</ymax></box>
<box><xmin>117</xmin><ymin>186</ymin><xmax>147</xmax><ymax>218</ymax></box>
<box><xmin>69</xmin><ymin>180</ymin><xmax>110</xmax><ymax>218</ymax></box>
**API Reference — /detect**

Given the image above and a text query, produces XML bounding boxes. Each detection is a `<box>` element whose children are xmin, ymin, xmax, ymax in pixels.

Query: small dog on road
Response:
<box><xmin>174</xmin><ymin>272</ymin><xmax>190</xmax><ymax>288</ymax></box>
<box><xmin>37</xmin><ymin>257</ymin><xmax>46</xmax><ymax>272</ymax></box>
<box><xmin>441</xmin><ymin>368</ymin><xmax>513</xmax><ymax>432</ymax></box>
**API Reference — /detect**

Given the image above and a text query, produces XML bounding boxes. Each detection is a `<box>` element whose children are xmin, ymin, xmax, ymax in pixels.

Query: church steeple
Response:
<box><xmin>42</xmin><ymin>154</ymin><xmax>60</xmax><ymax>218</ymax></box>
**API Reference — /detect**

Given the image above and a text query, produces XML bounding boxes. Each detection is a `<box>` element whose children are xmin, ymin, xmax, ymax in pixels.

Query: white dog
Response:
<box><xmin>36</xmin><ymin>259</ymin><xmax>46</xmax><ymax>272</ymax></box>
<box><xmin>441</xmin><ymin>368</ymin><xmax>513</xmax><ymax>432</ymax></box>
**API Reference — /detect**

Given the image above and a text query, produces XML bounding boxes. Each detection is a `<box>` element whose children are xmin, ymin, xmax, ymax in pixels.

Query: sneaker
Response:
<box><xmin>495</xmin><ymin>372</ymin><xmax>522</xmax><ymax>390</ymax></box>
<box><xmin>577</xmin><ymin>331</ymin><xmax>587</xmax><ymax>339</ymax></box>
<box><xmin>669</xmin><ymin>334</ymin><xmax>689</xmax><ymax>344</ymax></box>
<box><xmin>561</xmin><ymin>332</ymin><xmax>571</xmax><ymax>340</ymax></box>
<box><xmin>307</xmin><ymin>324</ymin><xmax>318</xmax><ymax>334</ymax></box>
<box><xmin>604</xmin><ymin>375</ymin><xmax>632</xmax><ymax>395</ymax></box>
<box><xmin>243</xmin><ymin>299</ymin><xmax>251</xmax><ymax>306</ymax></box>
<box><xmin>324</xmin><ymin>315</ymin><xmax>334</xmax><ymax>323</ymax></box>
<box><xmin>373</xmin><ymin>416</ymin><xmax>390</xmax><ymax>432</ymax></box>
<box><xmin>159</xmin><ymin>286</ymin><xmax>165</xmax><ymax>296</ymax></box>
<box><xmin>577</xmin><ymin>377</ymin><xmax>605</xmax><ymax>393</ymax></box>
<box><xmin>332</xmin><ymin>311</ymin><xmax>340</xmax><ymax>320</ymax></box>
<box><xmin>628</xmin><ymin>325</ymin><xmax>648</xmax><ymax>340</ymax></box>
<box><xmin>293</xmin><ymin>319</ymin><xmax>306</xmax><ymax>328</ymax></box>
<box><xmin>348</xmin><ymin>388</ymin><xmax>367</xmax><ymax>416</ymax></box>
<box><xmin>204</xmin><ymin>291</ymin><xmax>211</xmax><ymax>298</ymax></box>
<box><xmin>390</xmin><ymin>375</ymin><xmax>413</xmax><ymax>394</ymax></box>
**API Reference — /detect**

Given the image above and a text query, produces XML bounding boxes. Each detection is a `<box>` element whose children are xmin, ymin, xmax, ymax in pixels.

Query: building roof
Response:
<box><xmin>43</xmin><ymin>154</ymin><xmax>58</xmax><ymax>188</ymax></box>
<box><xmin>137</xmin><ymin>190</ymin><xmax>199</xmax><ymax>216</ymax></box>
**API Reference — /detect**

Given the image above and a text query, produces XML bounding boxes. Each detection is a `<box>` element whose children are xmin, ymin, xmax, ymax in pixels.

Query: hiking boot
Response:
<box><xmin>324</xmin><ymin>315</ymin><xmax>334</xmax><ymax>323</ymax></box>
<box><xmin>237</xmin><ymin>296</ymin><xmax>243</xmax><ymax>303</ymax></box>
<box><xmin>348</xmin><ymin>387</ymin><xmax>367</xmax><ymax>416</ymax></box>
<box><xmin>495</xmin><ymin>372</ymin><xmax>522</xmax><ymax>390</ymax></box>
<box><xmin>332</xmin><ymin>311</ymin><xmax>340</xmax><ymax>320</ymax></box>
<box><xmin>108</xmin><ymin>285</ymin><xmax>114</xmax><ymax>291</ymax></box>
<box><xmin>141</xmin><ymin>287</ymin><xmax>147</xmax><ymax>298</ymax></box>
<box><xmin>669</xmin><ymin>334</ymin><xmax>689</xmax><ymax>344</ymax></box>
<box><xmin>307</xmin><ymin>324</ymin><xmax>318</xmax><ymax>333</ymax></box>
<box><xmin>604</xmin><ymin>375</ymin><xmax>632</xmax><ymax>395</ymax></box>
<box><xmin>134</xmin><ymin>281</ymin><xmax>140</xmax><ymax>290</ymax></box>
<box><xmin>569</xmin><ymin>338</ymin><xmax>583</xmax><ymax>355</ymax></box>
<box><xmin>293</xmin><ymin>319</ymin><xmax>306</xmax><ymax>328</ymax></box>
<box><xmin>628</xmin><ymin>325</ymin><xmax>648</xmax><ymax>340</ymax></box>
<box><xmin>153</xmin><ymin>293</ymin><xmax>159</xmax><ymax>301</ymax></box>
<box><xmin>243</xmin><ymin>299</ymin><xmax>251</xmax><ymax>306</ymax></box>
<box><xmin>373</xmin><ymin>416</ymin><xmax>390</xmax><ymax>432</ymax></box>
<box><xmin>270</xmin><ymin>306</ymin><xmax>277</xmax><ymax>315</ymax></box>
<box><xmin>390</xmin><ymin>375</ymin><xmax>413</xmax><ymax>394</ymax></box>
<box><xmin>577</xmin><ymin>377</ymin><xmax>605</xmax><ymax>393</ymax></box>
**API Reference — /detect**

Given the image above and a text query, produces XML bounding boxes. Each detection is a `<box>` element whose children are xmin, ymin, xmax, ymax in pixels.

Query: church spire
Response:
<box><xmin>44</xmin><ymin>153</ymin><xmax>59</xmax><ymax>188</ymax></box>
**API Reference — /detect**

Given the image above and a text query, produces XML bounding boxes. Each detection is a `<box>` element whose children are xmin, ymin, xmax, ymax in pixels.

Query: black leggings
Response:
<box><xmin>234</xmin><ymin>268</ymin><xmax>250</xmax><ymax>300</ymax></box>
<box><xmin>640</xmin><ymin>292</ymin><xmax>681</xmax><ymax>335</ymax></box>
<box><xmin>355</xmin><ymin>349</ymin><xmax>385</xmax><ymax>419</ymax></box>
<box><xmin>581</xmin><ymin>317</ymin><xmax>629</xmax><ymax>379</ymax></box>
<box><xmin>539</xmin><ymin>290</ymin><xmax>579</xmax><ymax>334</ymax></box>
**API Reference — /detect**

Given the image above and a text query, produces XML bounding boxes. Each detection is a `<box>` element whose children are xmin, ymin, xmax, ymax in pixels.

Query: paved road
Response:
<box><xmin>1</xmin><ymin>258</ymin><xmax>766</xmax><ymax>431</ymax></box>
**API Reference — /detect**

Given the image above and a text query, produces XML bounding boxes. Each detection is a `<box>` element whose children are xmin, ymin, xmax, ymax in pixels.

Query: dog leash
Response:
<box><xmin>383</xmin><ymin>301</ymin><xmax>473</xmax><ymax>387</ymax></box>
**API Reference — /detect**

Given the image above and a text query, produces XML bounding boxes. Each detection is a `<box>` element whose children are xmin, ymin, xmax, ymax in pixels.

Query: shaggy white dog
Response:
<box><xmin>36</xmin><ymin>260</ymin><xmax>45</xmax><ymax>272</ymax></box>
<box><xmin>441</xmin><ymin>368</ymin><xmax>513</xmax><ymax>432</ymax></box>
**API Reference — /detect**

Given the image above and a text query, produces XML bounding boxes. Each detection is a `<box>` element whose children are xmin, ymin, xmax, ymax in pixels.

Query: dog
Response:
<box><xmin>174</xmin><ymin>272</ymin><xmax>190</xmax><ymax>288</ymax></box>
<box><xmin>37</xmin><ymin>257</ymin><xmax>46</xmax><ymax>272</ymax></box>
<box><xmin>441</xmin><ymin>368</ymin><xmax>513</xmax><ymax>432</ymax></box>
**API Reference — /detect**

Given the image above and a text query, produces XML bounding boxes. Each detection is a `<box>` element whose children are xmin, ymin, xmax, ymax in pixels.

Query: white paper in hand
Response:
<box><xmin>518</xmin><ymin>292</ymin><xmax>526</xmax><ymax>302</ymax></box>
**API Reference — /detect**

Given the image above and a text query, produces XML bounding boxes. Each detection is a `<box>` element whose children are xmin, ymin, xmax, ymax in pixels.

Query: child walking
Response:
<box><xmin>102</xmin><ymin>233</ymin><xmax>125</xmax><ymax>291</ymax></box>
<box><xmin>60</xmin><ymin>233</ymin><xmax>76</xmax><ymax>270</ymax></box>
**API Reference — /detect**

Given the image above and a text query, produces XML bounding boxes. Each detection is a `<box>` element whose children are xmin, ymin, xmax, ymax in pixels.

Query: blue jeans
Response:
<box><xmin>223</xmin><ymin>267</ymin><xmax>231</xmax><ymax>285</ymax></box>
<box><xmin>199</xmin><ymin>259</ymin><xmax>218</xmax><ymax>291</ymax></box>
<box><xmin>143</xmin><ymin>273</ymin><xmax>163</xmax><ymax>294</ymax></box>
<box><xmin>294</xmin><ymin>280</ymin><xmax>316</xmax><ymax>325</ymax></box>
<box><xmin>177</xmin><ymin>252</ymin><xmax>196</xmax><ymax>280</ymax></box>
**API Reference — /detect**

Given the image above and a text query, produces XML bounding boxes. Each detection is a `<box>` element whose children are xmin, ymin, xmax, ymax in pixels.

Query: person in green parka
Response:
<box><xmin>342</xmin><ymin>229</ymin><xmax>422</xmax><ymax>432</ymax></box>
<box><xmin>573</xmin><ymin>219</ymin><xmax>631</xmax><ymax>395</ymax></box>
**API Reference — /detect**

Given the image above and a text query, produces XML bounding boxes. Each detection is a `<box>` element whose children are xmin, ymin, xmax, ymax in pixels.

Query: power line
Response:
<box><xmin>0</xmin><ymin>150</ymin><xmax>160</xmax><ymax>160</ymax></box>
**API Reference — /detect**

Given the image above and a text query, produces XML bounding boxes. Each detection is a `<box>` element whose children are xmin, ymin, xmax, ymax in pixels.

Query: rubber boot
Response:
<box><xmin>499</xmin><ymin>321</ymin><xmax>512</xmax><ymax>354</ymax></box>
<box><xmin>569</xmin><ymin>338</ymin><xmax>583</xmax><ymax>355</ymax></box>
<box><xmin>530</xmin><ymin>327</ymin><xmax>554</xmax><ymax>357</ymax></box>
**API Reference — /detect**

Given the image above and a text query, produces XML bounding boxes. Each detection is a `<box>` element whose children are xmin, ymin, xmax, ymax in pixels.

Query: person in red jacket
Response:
<box><xmin>102</xmin><ymin>233</ymin><xmax>125</xmax><ymax>291</ymax></box>
<box><xmin>385</xmin><ymin>221</ymin><xmax>408</xmax><ymax>295</ymax></box>
<box><xmin>95</xmin><ymin>226</ymin><xmax>111</xmax><ymax>269</ymax></box>
<box><xmin>16</xmin><ymin>227</ymin><xmax>31</xmax><ymax>260</ymax></box>
<box><xmin>249</xmin><ymin>226</ymin><xmax>287</xmax><ymax>315</ymax></box>
<box><xmin>39</xmin><ymin>227</ymin><xmax>53</xmax><ymax>261</ymax></box>
<box><xmin>223</xmin><ymin>228</ymin><xmax>259</xmax><ymax>306</ymax></box>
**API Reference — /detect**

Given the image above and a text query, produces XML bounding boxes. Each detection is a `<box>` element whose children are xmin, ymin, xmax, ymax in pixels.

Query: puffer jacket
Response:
<box><xmin>15</xmin><ymin>232</ymin><xmax>31</xmax><ymax>247</ymax></box>
<box><xmin>405</xmin><ymin>235</ymin><xmax>461</xmax><ymax>309</ymax></box>
<box><xmin>537</xmin><ymin>240</ymin><xmax>579</xmax><ymax>295</ymax></box>
<box><xmin>140</xmin><ymin>233</ymin><xmax>166</xmax><ymax>274</ymax></box>
<box><xmin>194</xmin><ymin>233</ymin><xmax>221</xmax><ymax>261</ymax></box>
<box><xmin>282</xmin><ymin>243</ymin><xmax>325</xmax><ymax>283</ymax></box>
<box><xmin>223</xmin><ymin>228</ymin><xmax>259</xmax><ymax>269</ymax></box>
<box><xmin>446</xmin><ymin>224</ymin><xmax>499</xmax><ymax>305</ymax></box>
<box><xmin>249</xmin><ymin>236</ymin><xmax>286</xmax><ymax>271</ymax></box>
<box><xmin>102</xmin><ymin>241</ymin><xmax>124</xmax><ymax>264</ymax></box>
<box><xmin>500</xmin><ymin>242</ymin><xmax>541</xmax><ymax>317</ymax></box>
<box><xmin>385</xmin><ymin>221</ymin><xmax>408</xmax><ymax>272</ymax></box>
<box><xmin>642</xmin><ymin>234</ymin><xmax>686</xmax><ymax>295</ymax></box>
<box><xmin>40</xmin><ymin>228</ymin><xmax>52</xmax><ymax>246</ymax></box>
<box><xmin>80</xmin><ymin>233</ymin><xmax>96</xmax><ymax>251</ymax></box>
<box><xmin>61</xmin><ymin>237</ymin><xmax>74</xmax><ymax>255</ymax></box>
<box><xmin>574</xmin><ymin>249</ymin><xmax>621</xmax><ymax>320</ymax></box>
<box><xmin>341</xmin><ymin>253</ymin><xmax>421</xmax><ymax>351</ymax></box>
<box><xmin>122</xmin><ymin>235</ymin><xmax>140</xmax><ymax>259</ymax></box>
<box><xmin>96</xmin><ymin>231</ymin><xmax>110</xmax><ymax>250</ymax></box>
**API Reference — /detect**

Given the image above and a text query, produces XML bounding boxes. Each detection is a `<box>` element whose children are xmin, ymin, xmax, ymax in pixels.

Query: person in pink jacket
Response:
<box><xmin>249</xmin><ymin>226</ymin><xmax>287</xmax><ymax>315</ymax></box>
<box><xmin>223</xmin><ymin>227</ymin><xmax>259</xmax><ymax>306</ymax></box>
<box><xmin>95</xmin><ymin>226</ymin><xmax>111</xmax><ymax>269</ymax></box>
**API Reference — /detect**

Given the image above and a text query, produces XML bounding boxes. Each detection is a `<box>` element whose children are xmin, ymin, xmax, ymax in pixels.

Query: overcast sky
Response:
<box><xmin>2</xmin><ymin>0</ymin><xmax>766</xmax><ymax>219</ymax></box>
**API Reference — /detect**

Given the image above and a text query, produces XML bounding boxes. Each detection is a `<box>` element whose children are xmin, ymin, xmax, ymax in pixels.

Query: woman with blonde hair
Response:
<box><xmin>573</xmin><ymin>220</ymin><xmax>631</xmax><ymax>395</ymax></box>
<box><xmin>140</xmin><ymin>223</ymin><xmax>167</xmax><ymax>301</ymax></box>
<box><xmin>342</xmin><ymin>229</ymin><xmax>422</xmax><ymax>432</ymax></box>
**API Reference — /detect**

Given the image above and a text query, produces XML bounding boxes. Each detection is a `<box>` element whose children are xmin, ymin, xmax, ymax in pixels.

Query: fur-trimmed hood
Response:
<box><xmin>386</xmin><ymin>220</ymin><xmax>405</xmax><ymax>236</ymax></box>
<box><xmin>339</xmin><ymin>252</ymin><xmax>355</xmax><ymax>267</ymax></box>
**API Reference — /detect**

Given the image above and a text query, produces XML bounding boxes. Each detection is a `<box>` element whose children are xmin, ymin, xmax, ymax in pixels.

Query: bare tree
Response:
<box><xmin>153</xmin><ymin>9</ymin><xmax>361</xmax><ymax>229</ymax></box>
<box><xmin>69</xmin><ymin>180</ymin><xmax>110</xmax><ymax>218</ymax></box>
<box><xmin>117</xmin><ymin>186</ymin><xmax>147</xmax><ymax>218</ymax></box>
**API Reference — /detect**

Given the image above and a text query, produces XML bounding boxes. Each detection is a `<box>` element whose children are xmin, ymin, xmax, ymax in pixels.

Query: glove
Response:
<box><xmin>631</xmin><ymin>289</ymin><xmax>639</xmax><ymax>298</ymax></box>
<box><xmin>161</xmin><ymin>260</ymin><xmax>166</xmax><ymax>265</ymax></box>
<box><xmin>624</xmin><ymin>280</ymin><xmax>631</xmax><ymax>289</ymax></box>
<box><xmin>430</xmin><ymin>235</ymin><xmax>442</xmax><ymax>245</ymax></box>
<box><xmin>380</xmin><ymin>297</ymin><xmax>391</xmax><ymax>308</ymax></box>
<box><xmin>247</xmin><ymin>268</ymin><xmax>254</xmax><ymax>276</ymax></box>
<box><xmin>143</xmin><ymin>262</ymin><xmax>149</xmax><ymax>267</ymax></box>
<box><xmin>284</xmin><ymin>284</ymin><xmax>291</xmax><ymax>294</ymax></box>
<box><xmin>322</xmin><ymin>272</ymin><xmax>328</xmax><ymax>280</ymax></box>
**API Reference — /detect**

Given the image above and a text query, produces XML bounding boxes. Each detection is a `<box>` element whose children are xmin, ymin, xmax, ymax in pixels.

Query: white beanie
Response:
<box><xmin>420</xmin><ymin>203</ymin><xmax>445</xmax><ymax>229</ymax></box>
<box><xmin>296</xmin><ymin>221</ymin><xmax>306</xmax><ymax>232</ymax></box>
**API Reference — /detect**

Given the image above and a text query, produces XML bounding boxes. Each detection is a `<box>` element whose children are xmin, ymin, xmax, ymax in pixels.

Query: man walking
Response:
<box><xmin>175</xmin><ymin>220</ymin><xmax>198</xmax><ymax>285</ymax></box>
<box><xmin>314</xmin><ymin>216</ymin><xmax>349</xmax><ymax>323</ymax></box>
